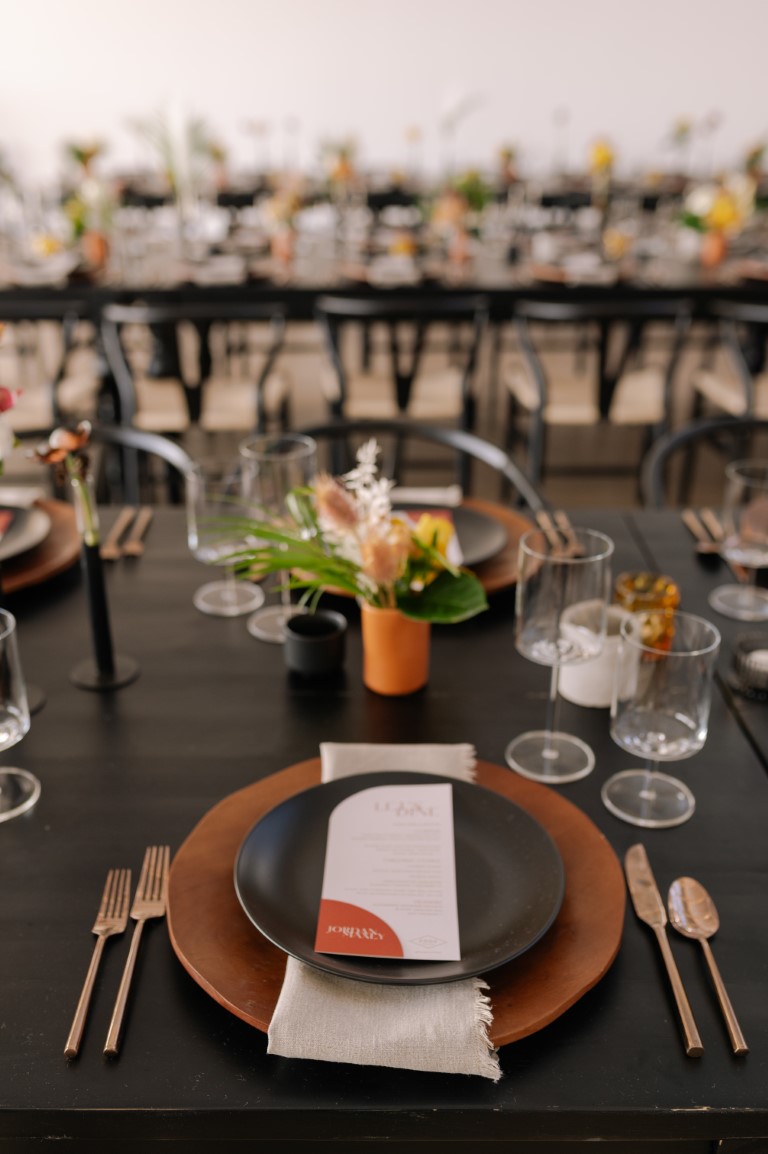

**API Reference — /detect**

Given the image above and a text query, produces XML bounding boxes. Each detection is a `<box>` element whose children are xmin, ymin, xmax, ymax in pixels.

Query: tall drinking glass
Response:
<box><xmin>0</xmin><ymin>609</ymin><xmax>37</xmax><ymax>823</ymax></box>
<box><xmin>603</xmin><ymin>609</ymin><xmax>721</xmax><ymax>828</ymax></box>
<box><xmin>186</xmin><ymin>459</ymin><xmax>266</xmax><ymax>618</ymax></box>
<box><xmin>238</xmin><ymin>433</ymin><xmax>318</xmax><ymax>643</ymax></box>
<box><xmin>505</xmin><ymin>528</ymin><xmax>614</xmax><ymax>783</ymax></box>
<box><xmin>708</xmin><ymin>460</ymin><xmax>768</xmax><ymax>621</ymax></box>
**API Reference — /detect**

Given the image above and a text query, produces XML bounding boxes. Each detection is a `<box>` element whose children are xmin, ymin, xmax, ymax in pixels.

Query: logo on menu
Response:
<box><xmin>325</xmin><ymin>924</ymin><xmax>384</xmax><ymax>941</ymax></box>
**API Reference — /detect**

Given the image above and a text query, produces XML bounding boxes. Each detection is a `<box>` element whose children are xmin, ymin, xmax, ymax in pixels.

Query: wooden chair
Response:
<box><xmin>641</xmin><ymin>416</ymin><xmax>768</xmax><ymax>507</ymax></box>
<box><xmin>314</xmin><ymin>295</ymin><xmax>489</xmax><ymax>488</ymax></box>
<box><xmin>299</xmin><ymin>418</ymin><xmax>544</xmax><ymax>512</ymax></box>
<box><xmin>100</xmin><ymin>301</ymin><xmax>289</xmax><ymax>444</ymax></box>
<box><xmin>502</xmin><ymin>297</ymin><xmax>692</xmax><ymax>486</ymax></box>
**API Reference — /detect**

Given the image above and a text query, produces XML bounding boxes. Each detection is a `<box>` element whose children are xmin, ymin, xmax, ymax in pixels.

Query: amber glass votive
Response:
<box><xmin>613</xmin><ymin>572</ymin><xmax>681</xmax><ymax>648</ymax></box>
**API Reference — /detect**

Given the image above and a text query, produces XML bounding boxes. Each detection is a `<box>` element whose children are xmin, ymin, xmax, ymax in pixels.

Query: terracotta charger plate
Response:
<box><xmin>0</xmin><ymin>500</ymin><xmax>80</xmax><ymax>594</ymax></box>
<box><xmin>167</xmin><ymin>759</ymin><xmax>625</xmax><ymax>1047</ymax></box>
<box><xmin>462</xmin><ymin>498</ymin><xmax>532</xmax><ymax>594</ymax></box>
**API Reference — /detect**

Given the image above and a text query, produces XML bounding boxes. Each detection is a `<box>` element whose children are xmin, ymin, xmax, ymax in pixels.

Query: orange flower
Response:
<box><xmin>34</xmin><ymin>420</ymin><xmax>92</xmax><ymax>464</ymax></box>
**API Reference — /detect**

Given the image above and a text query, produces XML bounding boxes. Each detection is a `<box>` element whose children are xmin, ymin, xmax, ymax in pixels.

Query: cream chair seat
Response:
<box><xmin>101</xmin><ymin>303</ymin><xmax>289</xmax><ymax>442</ymax></box>
<box><xmin>503</xmin><ymin>300</ymin><xmax>691</xmax><ymax>484</ymax></box>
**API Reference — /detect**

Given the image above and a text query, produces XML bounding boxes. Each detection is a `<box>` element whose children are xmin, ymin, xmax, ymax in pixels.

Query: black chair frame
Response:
<box><xmin>641</xmin><ymin>416</ymin><xmax>768</xmax><ymax>508</ymax></box>
<box><xmin>314</xmin><ymin>295</ymin><xmax>489</xmax><ymax>489</ymax></box>
<box><xmin>506</xmin><ymin>296</ymin><xmax>692</xmax><ymax>485</ymax></box>
<box><xmin>100</xmin><ymin>301</ymin><xmax>287</xmax><ymax>435</ymax></box>
<box><xmin>299</xmin><ymin>418</ymin><xmax>544</xmax><ymax>513</ymax></box>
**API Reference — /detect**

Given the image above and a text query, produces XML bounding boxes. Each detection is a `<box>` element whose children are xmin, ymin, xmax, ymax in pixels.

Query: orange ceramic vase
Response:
<box><xmin>700</xmin><ymin>230</ymin><xmax>727</xmax><ymax>270</ymax></box>
<box><xmin>360</xmin><ymin>604</ymin><xmax>430</xmax><ymax>696</ymax></box>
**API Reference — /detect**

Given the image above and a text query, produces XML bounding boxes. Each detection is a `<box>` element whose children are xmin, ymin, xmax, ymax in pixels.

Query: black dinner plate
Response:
<box><xmin>234</xmin><ymin>771</ymin><xmax>565</xmax><ymax>985</ymax></box>
<box><xmin>394</xmin><ymin>506</ymin><xmax>508</xmax><ymax>568</ymax></box>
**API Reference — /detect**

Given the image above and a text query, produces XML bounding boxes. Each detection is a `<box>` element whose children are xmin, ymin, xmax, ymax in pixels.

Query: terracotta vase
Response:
<box><xmin>360</xmin><ymin>603</ymin><xmax>430</xmax><ymax>696</ymax></box>
<box><xmin>82</xmin><ymin>230</ymin><xmax>110</xmax><ymax>270</ymax></box>
<box><xmin>700</xmin><ymin>230</ymin><xmax>728</xmax><ymax>270</ymax></box>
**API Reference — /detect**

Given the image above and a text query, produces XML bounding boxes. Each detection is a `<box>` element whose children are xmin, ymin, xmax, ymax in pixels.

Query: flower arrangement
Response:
<box><xmin>232</xmin><ymin>440</ymin><xmax>488</xmax><ymax>624</ymax></box>
<box><xmin>589</xmin><ymin>138</ymin><xmax>615</xmax><ymax>177</ymax></box>
<box><xmin>681</xmin><ymin>174</ymin><xmax>755</xmax><ymax>235</ymax></box>
<box><xmin>33</xmin><ymin>421</ymin><xmax>96</xmax><ymax>541</ymax></box>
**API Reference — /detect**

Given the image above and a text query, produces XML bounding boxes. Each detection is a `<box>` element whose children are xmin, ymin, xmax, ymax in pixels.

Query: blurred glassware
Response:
<box><xmin>186</xmin><ymin>459</ymin><xmax>266</xmax><ymax>618</ymax></box>
<box><xmin>238</xmin><ymin>433</ymin><xmax>317</xmax><ymax>643</ymax></box>
<box><xmin>708</xmin><ymin>460</ymin><xmax>768</xmax><ymax>621</ymax></box>
<box><xmin>0</xmin><ymin>608</ymin><xmax>37</xmax><ymax>824</ymax></box>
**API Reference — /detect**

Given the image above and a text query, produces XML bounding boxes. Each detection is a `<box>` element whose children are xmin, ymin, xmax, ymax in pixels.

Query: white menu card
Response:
<box><xmin>314</xmin><ymin>782</ymin><xmax>461</xmax><ymax>961</ymax></box>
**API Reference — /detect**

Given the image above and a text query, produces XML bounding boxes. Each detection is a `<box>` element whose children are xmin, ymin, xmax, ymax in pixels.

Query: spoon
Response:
<box><xmin>668</xmin><ymin>877</ymin><xmax>748</xmax><ymax>1055</ymax></box>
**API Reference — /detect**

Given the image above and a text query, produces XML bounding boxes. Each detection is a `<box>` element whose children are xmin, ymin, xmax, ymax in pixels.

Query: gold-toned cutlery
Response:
<box><xmin>535</xmin><ymin>509</ymin><xmax>584</xmax><ymax>556</ymax></box>
<box><xmin>668</xmin><ymin>876</ymin><xmax>749</xmax><ymax>1055</ymax></box>
<box><xmin>104</xmin><ymin>845</ymin><xmax>170</xmax><ymax>1057</ymax></box>
<box><xmin>64</xmin><ymin>868</ymin><xmax>131</xmax><ymax>1059</ymax></box>
<box><xmin>99</xmin><ymin>507</ymin><xmax>137</xmax><ymax>561</ymax></box>
<box><xmin>680</xmin><ymin>508</ymin><xmax>748</xmax><ymax>582</ymax></box>
<box><xmin>121</xmin><ymin>507</ymin><xmax>154</xmax><ymax>557</ymax></box>
<box><xmin>624</xmin><ymin>844</ymin><xmax>704</xmax><ymax>1057</ymax></box>
<box><xmin>680</xmin><ymin>508</ymin><xmax>721</xmax><ymax>555</ymax></box>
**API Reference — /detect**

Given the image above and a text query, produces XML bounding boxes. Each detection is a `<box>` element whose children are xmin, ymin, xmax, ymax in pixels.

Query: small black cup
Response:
<box><xmin>284</xmin><ymin>610</ymin><xmax>347</xmax><ymax>677</ymax></box>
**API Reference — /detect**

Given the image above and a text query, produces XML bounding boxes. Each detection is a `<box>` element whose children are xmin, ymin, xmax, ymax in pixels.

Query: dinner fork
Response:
<box><xmin>535</xmin><ymin>509</ymin><xmax>584</xmax><ymax>556</ymax></box>
<box><xmin>64</xmin><ymin>868</ymin><xmax>131</xmax><ymax>1059</ymax></box>
<box><xmin>121</xmin><ymin>507</ymin><xmax>154</xmax><ymax>557</ymax></box>
<box><xmin>103</xmin><ymin>845</ymin><xmax>170</xmax><ymax>1057</ymax></box>
<box><xmin>99</xmin><ymin>507</ymin><xmax>137</xmax><ymax>561</ymax></box>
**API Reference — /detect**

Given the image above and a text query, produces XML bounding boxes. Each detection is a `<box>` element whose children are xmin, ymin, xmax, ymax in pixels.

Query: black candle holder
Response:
<box><xmin>67</xmin><ymin>472</ymin><xmax>139</xmax><ymax>692</ymax></box>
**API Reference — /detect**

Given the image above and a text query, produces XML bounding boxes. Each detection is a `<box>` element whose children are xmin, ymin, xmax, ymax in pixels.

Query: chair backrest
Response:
<box><xmin>0</xmin><ymin>300</ymin><xmax>91</xmax><ymax>432</ymax></box>
<box><xmin>641</xmin><ymin>416</ymin><xmax>768</xmax><ymax>507</ymax></box>
<box><xmin>298</xmin><ymin>418</ymin><xmax>544</xmax><ymax>512</ymax></box>
<box><xmin>512</xmin><ymin>296</ymin><xmax>692</xmax><ymax>420</ymax></box>
<box><xmin>100</xmin><ymin>301</ymin><xmax>286</xmax><ymax>432</ymax></box>
<box><xmin>89</xmin><ymin>422</ymin><xmax>197</xmax><ymax>505</ymax></box>
<box><xmin>314</xmin><ymin>295</ymin><xmax>489</xmax><ymax>415</ymax></box>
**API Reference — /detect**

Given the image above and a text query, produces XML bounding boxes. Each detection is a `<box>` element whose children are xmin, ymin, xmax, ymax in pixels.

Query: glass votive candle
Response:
<box><xmin>613</xmin><ymin>571</ymin><xmax>681</xmax><ymax>649</ymax></box>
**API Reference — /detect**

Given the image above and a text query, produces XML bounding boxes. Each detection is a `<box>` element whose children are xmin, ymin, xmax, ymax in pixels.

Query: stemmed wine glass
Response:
<box><xmin>186</xmin><ymin>459</ymin><xmax>266</xmax><ymax>618</ymax></box>
<box><xmin>708</xmin><ymin>460</ymin><xmax>768</xmax><ymax>621</ymax></box>
<box><xmin>238</xmin><ymin>433</ymin><xmax>317</xmax><ymax>643</ymax></box>
<box><xmin>0</xmin><ymin>608</ymin><xmax>38</xmax><ymax>824</ymax></box>
<box><xmin>505</xmin><ymin>528</ymin><xmax>614</xmax><ymax>783</ymax></box>
<box><xmin>603</xmin><ymin>609</ymin><xmax>721</xmax><ymax>828</ymax></box>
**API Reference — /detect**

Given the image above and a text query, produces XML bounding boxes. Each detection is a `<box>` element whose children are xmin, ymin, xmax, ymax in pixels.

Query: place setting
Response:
<box><xmin>166</xmin><ymin>742</ymin><xmax>626</xmax><ymax>1077</ymax></box>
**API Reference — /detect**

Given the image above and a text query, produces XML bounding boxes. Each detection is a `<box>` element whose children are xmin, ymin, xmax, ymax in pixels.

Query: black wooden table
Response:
<box><xmin>1</xmin><ymin>508</ymin><xmax>766</xmax><ymax>1153</ymax></box>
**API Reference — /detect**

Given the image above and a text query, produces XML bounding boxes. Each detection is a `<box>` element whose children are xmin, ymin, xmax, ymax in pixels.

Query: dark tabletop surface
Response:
<box><xmin>1</xmin><ymin>507</ymin><xmax>766</xmax><ymax>1152</ymax></box>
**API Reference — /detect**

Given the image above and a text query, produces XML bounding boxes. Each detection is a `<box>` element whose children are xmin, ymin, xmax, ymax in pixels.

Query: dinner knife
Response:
<box><xmin>624</xmin><ymin>844</ymin><xmax>704</xmax><ymax>1057</ymax></box>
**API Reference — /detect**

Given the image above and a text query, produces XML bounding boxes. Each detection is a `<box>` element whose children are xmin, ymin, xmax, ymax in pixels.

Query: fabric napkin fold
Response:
<box><xmin>390</xmin><ymin>484</ymin><xmax>463</xmax><ymax>507</ymax></box>
<box><xmin>267</xmin><ymin>742</ymin><xmax>501</xmax><ymax>1080</ymax></box>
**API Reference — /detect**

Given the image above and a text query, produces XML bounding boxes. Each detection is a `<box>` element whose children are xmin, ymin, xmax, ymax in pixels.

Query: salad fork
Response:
<box><xmin>104</xmin><ymin>845</ymin><xmax>170</xmax><ymax>1056</ymax></box>
<box><xmin>535</xmin><ymin>509</ymin><xmax>584</xmax><ymax>556</ymax></box>
<box><xmin>64</xmin><ymin>868</ymin><xmax>131</xmax><ymax>1059</ymax></box>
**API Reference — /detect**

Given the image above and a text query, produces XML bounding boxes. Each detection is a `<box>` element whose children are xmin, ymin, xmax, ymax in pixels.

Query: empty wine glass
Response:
<box><xmin>709</xmin><ymin>460</ymin><xmax>768</xmax><ymax>621</ymax></box>
<box><xmin>505</xmin><ymin>527</ymin><xmax>614</xmax><ymax>783</ymax></box>
<box><xmin>603</xmin><ymin>609</ymin><xmax>721</xmax><ymax>828</ymax></box>
<box><xmin>238</xmin><ymin>433</ymin><xmax>317</xmax><ymax>643</ymax></box>
<box><xmin>0</xmin><ymin>608</ymin><xmax>37</xmax><ymax>824</ymax></box>
<box><xmin>186</xmin><ymin>459</ymin><xmax>266</xmax><ymax>618</ymax></box>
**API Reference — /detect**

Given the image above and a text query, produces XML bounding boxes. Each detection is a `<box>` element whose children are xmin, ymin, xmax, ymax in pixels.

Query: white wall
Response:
<box><xmin>2</xmin><ymin>0</ymin><xmax>766</xmax><ymax>184</ymax></box>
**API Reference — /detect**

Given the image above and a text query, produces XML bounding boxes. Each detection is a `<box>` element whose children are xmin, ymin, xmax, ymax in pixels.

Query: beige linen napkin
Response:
<box><xmin>267</xmin><ymin>742</ymin><xmax>501</xmax><ymax>1080</ymax></box>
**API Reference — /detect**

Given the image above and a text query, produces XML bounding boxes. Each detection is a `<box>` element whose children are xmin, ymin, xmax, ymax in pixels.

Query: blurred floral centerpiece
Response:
<box><xmin>681</xmin><ymin>173</ymin><xmax>756</xmax><ymax>266</ymax></box>
<box><xmin>62</xmin><ymin>139</ymin><xmax>115</xmax><ymax>268</ymax></box>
